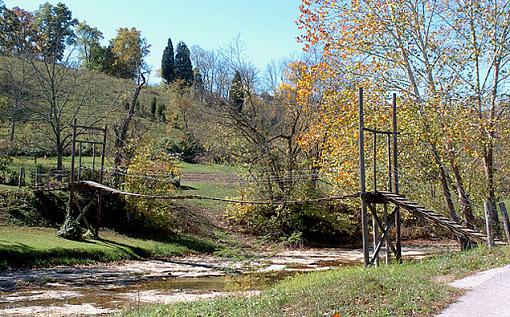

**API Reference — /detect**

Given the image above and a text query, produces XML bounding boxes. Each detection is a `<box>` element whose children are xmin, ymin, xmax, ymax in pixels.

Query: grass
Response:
<box><xmin>119</xmin><ymin>245</ymin><xmax>510</xmax><ymax>317</ymax></box>
<box><xmin>179</xmin><ymin>181</ymin><xmax>239</xmax><ymax>210</ymax></box>
<box><xmin>177</xmin><ymin>161</ymin><xmax>241</xmax><ymax>211</ymax></box>
<box><xmin>179</xmin><ymin>161</ymin><xmax>241</xmax><ymax>175</ymax></box>
<box><xmin>0</xmin><ymin>226</ymin><xmax>217</xmax><ymax>269</ymax></box>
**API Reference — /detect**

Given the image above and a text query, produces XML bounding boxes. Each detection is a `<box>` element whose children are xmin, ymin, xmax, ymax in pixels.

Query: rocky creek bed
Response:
<box><xmin>0</xmin><ymin>242</ymin><xmax>456</xmax><ymax>316</ymax></box>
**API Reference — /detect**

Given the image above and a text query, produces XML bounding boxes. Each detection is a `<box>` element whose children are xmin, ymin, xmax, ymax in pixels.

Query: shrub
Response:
<box><xmin>165</xmin><ymin>131</ymin><xmax>204</xmax><ymax>163</ymax></box>
<box><xmin>226</xmin><ymin>182</ymin><xmax>359</xmax><ymax>245</ymax></box>
<box><xmin>123</xmin><ymin>139</ymin><xmax>180</xmax><ymax>233</ymax></box>
<box><xmin>0</xmin><ymin>155</ymin><xmax>13</xmax><ymax>184</ymax></box>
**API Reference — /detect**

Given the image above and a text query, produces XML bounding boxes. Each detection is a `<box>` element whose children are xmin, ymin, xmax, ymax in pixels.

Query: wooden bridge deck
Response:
<box><xmin>376</xmin><ymin>191</ymin><xmax>505</xmax><ymax>246</ymax></box>
<box><xmin>30</xmin><ymin>180</ymin><xmax>504</xmax><ymax>246</ymax></box>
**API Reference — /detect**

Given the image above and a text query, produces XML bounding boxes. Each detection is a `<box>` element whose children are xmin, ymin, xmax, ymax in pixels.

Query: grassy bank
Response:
<box><xmin>0</xmin><ymin>226</ymin><xmax>216</xmax><ymax>269</ymax></box>
<box><xmin>119</xmin><ymin>246</ymin><xmax>510</xmax><ymax>317</ymax></box>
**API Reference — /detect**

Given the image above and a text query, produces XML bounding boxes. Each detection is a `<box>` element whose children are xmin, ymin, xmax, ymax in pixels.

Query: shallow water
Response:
<box><xmin>0</xmin><ymin>244</ymin><xmax>455</xmax><ymax>316</ymax></box>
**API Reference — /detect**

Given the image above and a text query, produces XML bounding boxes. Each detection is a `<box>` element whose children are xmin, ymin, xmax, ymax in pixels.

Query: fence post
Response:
<box><xmin>498</xmin><ymin>202</ymin><xmax>510</xmax><ymax>243</ymax></box>
<box><xmin>484</xmin><ymin>200</ymin><xmax>495</xmax><ymax>248</ymax></box>
<box><xmin>392</xmin><ymin>93</ymin><xmax>402</xmax><ymax>261</ymax></box>
<box><xmin>18</xmin><ymin>167</ymin><xmax>24</xmax><ymax>187</ymax></box>
<box><xmin>359</xmin><ymin>87</ymin><xmax>370</xmax><ymax>267</ymax></box>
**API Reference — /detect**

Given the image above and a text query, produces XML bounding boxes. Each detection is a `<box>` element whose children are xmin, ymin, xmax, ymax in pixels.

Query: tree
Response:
<box><xmin>150</xmin><ymin>96</ymin><xmax>157</xmax><ymax>117</ymax></box>
<box><xmin>192</xmin><ymin>68</ymin><xmax>204</xmax><ymax>97</ymax></box>
<box><xmin>0</xmin><ymin>6</ymin><xmax>38</xmax><ymax>56</ymax></box>
<box><xmin>0</xmin><ymin>6</ymin><xmax>37</xmax><ymax>146</ymax></box>
<box><xmin>24</xmin><ymin>3</ymin><xmax>108</xmax><ymax>170</ymax></box>
<box><xmin>298</xmin><ymin>0</ymin><xmax>510</xmax><ymax>238</ymax></box>
<box><xmin>228</xmin><ymin>70</ymin><xmax>244</xmax><ymax>111</ymax></box>
<box><xmin>110</xmin><ymin>27</ymin><xmax>150</xmax><ymax>79</ymax></box>
<box><xmin>174</xmin><ymin>41</ymin><xmax>193</xmax><ymax>85</ymax></box>
<box><xmin>85</xmin><ymin>44</ymin><xmax>115</xmax><ymax>74</ymax></box>
<box><xmin>190</xmin><ymin>45</ymin><xmax>220</xmax><ymax>95</ymax></box>
<box><xmin>157</xmin><ymin>103</ymin><xmax>164</xmax><ymax>121</ymax></box>
<box><xmin>161</xmin><ymin>38</ymin><xmax>175</xmax><ymax>83</ymax></box>
<box><xmin>34</xmin><ymin>2</ymin><xmax>77</xmax><ymax>61</ymax></box>
<box><xmin>76</xmin><ymin>21</ymin><xmax>103</xmax><ymax>68</ymax></box>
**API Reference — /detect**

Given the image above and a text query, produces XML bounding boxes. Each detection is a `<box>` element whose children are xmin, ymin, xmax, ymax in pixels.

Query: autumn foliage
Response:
<box><xmin>297</xmin><ymin>0</ymin><xmax>510</xmax><ymax>230</ymax></box>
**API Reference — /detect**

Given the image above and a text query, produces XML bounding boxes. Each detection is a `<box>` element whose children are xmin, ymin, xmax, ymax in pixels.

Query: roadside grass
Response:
<box><xmin>0</xmin><ymin>226</ymin><xmax>217</xmax><ymax>270</ymax></box>
<box><xmin>119</xmin><ymin>245</ymin><xmax>510</xmax><ymax>317</ymax></box>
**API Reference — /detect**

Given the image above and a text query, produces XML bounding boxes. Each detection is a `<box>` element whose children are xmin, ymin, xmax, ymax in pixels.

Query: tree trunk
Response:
<box><xmin>448</xmin><ymin>154</ymin><xmax>476</xmax><ymax>229</ymax></box>
<box><xmin>9</xmin><ymin>117</ymin><xmax>16</xmax><ymax>144</ymax></box>
<box><xmin>114</xmin><ymin>73</ymin><xmax>146</xmax><ymax>169</ymax></box>
<box><xmin>484</xmin><ymin>147</ymin><xmax>500</xmax><ymax>236</ymax></box>
<box><xmin>432</xmin><ymin>144</ymin><xmax>470</xmax><ymax>249</ymax></box>
<box><xmin>430</xmin><ymin>144</ymin><xmax>459</xmax><ymax>222</ymax></box>
<box><xmin>438</xmin><ymin>164</ymin><xmax>458</xmax><ymax>222</ymax></box>
<box><xmin>55</xmin><ymin>131</ymin><xmax>63</xmax><ymax>171</ymax></box>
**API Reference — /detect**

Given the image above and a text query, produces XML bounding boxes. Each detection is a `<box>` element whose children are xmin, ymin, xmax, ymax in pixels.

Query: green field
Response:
<box><xmin>179</xmin><ymin>161</ymin><xmax>242</xmax><ymax>175</ymax></box>
<box><xmin>0</xmin><ymin>159</ymin><xmax>242</xmax><ymax>268</ymax></box>
<box><xmin>119</xmin><ymin>245</ymin><xmax>510</xmax><ymax>317</ymax></box>
<box><xmin>0</xmin><ymin>226</ymin><xmax>216</xmax><ymax>269</ymax></box>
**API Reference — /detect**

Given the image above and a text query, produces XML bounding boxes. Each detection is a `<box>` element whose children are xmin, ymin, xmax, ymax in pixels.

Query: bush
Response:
<box><xmin>226</xmin><ymin>182</ymin><xmax>359</xmax><ymax>245</ymax></box>
<box><xmin>165</xmin><ymin>131</ymin><xmax>204</xmax><ymax>163</ymax></box>
<box><xmin>123</xmin><ymin>139</ymin><xmax>180</xmax><ymax>234</ymax></box>
<box><xmin>0</xmin><ymin>190</ymin><xmax>67</xmax><ymax>227</ymax></box>
<box><xmin>0</xmin><ymin>155</ymin><xmax>13</xmax><ymax>184</ymax></box>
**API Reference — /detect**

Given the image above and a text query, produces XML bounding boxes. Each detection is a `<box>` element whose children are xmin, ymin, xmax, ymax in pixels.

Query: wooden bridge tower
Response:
<box><xmin>358</xmin><ymin>88</ymin><xmax>401</xmax><ymax>266</ymax></box>
<box><xmin>68</xmin><ymin>119</ymin><xmax>107</xmax><ymax>237</ymax></box>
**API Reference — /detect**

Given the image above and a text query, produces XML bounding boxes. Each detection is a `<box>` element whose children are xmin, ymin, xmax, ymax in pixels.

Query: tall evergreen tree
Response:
<box><xmin>157</xmin><ymin>103</ymin><xmax>165</xmax><ymax>121</ymax></box>
<box><xmin>229</xmin><ymin>70</ymin><xmax>244</xmax><ymax>111</ymax></box>
<box><xmin>150</xmin><ymin>96</ymin><xmax>157</xmax><ymax>117</ymax></box>
<box><xmin>174</xmin><ymin>41</ymin><xmax>193</xmax><ymax>85</ymax></box>
<box><xmin>161</xmin><ymin>38</ymin><xmax>175</xmax><ymax>83</ymax></box>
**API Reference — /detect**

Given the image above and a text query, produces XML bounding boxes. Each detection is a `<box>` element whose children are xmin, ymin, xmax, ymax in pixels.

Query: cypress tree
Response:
<box><xmin>229</xmin><ymin>70</ymin><xmax>244</xmax><ymax>111</ymax></box>
<box><xmin>174</xmin><ymin>41</ymin><xmax>193</xmax><ymax>85</ymax></box>
<box><xmin>157</xmin><ymin>103</ymin><xmax>164</xmax><ymax>121</ymax></box>
<box><xmin>161</xmin><ymin>38</ymin><xmax>175</xmax><ymax>84</ymax></box>
<box><xmin>150</xmin><ymin>96</ymin><xmax>157</xmax><ymax>117</ymax></box>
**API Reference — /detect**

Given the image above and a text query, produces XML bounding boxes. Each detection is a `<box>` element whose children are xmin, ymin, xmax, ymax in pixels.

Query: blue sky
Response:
<box><xmin>4</xmin><ymin>0</ymin><xmax>304</xmax><ymax>83</ymax></box>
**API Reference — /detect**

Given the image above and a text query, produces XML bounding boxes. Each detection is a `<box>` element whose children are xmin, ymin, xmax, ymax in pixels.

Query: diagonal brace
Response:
<box><xmin>367</xmin><ymin>204</ymin><xmax>398</xmax><ymax>259</ymax></box>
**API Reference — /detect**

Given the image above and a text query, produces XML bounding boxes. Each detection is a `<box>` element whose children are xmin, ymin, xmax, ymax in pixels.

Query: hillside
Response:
<box><xmin>0</xmin><ymin>55</ymin><xmax>182</xmax><ymax>162</ymax></box>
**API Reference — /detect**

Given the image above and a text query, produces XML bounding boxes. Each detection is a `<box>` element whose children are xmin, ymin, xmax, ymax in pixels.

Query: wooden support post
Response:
<box><xmin>70</xmin><ymin>119</ymin><xmax>77</xmax><ymax>184</ymax></box>
<box><xmin>383</xmin><ymin>203</ymin><xmax>389</xmax><ymax>264</ymax></box>
<box><xmin>498</xmin><ymin>202</ymin><xmax>510</xmax><ymax>243</ymax></box>
<box><xmin>78</xmin><ymin>142</ymin><xmax>82</xmax><ymax>181</ymax></box>
<box><xmin>18</xmin><ymin>167</ymin><xmax>23</xmax><ymax>187</ymax></box>
<box><xmin>385</xmin><ymin>134</ymin><xmax>392</xmax><ymax>264</ymax></box>
<box><xmin>372</xmin><ymin>129</ymin><xmax>378</xmax><ymax>265</ymax></box>
<box><xmin>95</xmin><ymin>125</ymin><xmax>107</xmax><ymax>238</ymax></box>
<box><xmin>392</xmin><ymin>93</ymin><xmax>402</xmax><ymax>262</ymax></box>
<box><xmin>484</xmin><ymin>200</ymin><xmax>495</xmax><ymax>248</ymax></box>
<box><xmin>92</xmin><ymin>144</ymin><xmax>96</xmax><ymax>179</ymax></box>
<box><xmin>372</xmin><ymin>203</ymin><xmax>379</xmax><ymax>266</ymax></box>
<box><xmin>68</xmin><ymin>119</ymin><xmax>78</xmax><ymax>219</ymax></box>
<box><xmin>372</xmin><ymin>133</ymin><xmax>377</xmax><ymax>193</ymax></box>
<box><xmin>359</xmin><ymin>88</ymin><xmax>370</xmax><ymax>267</ymax></box>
